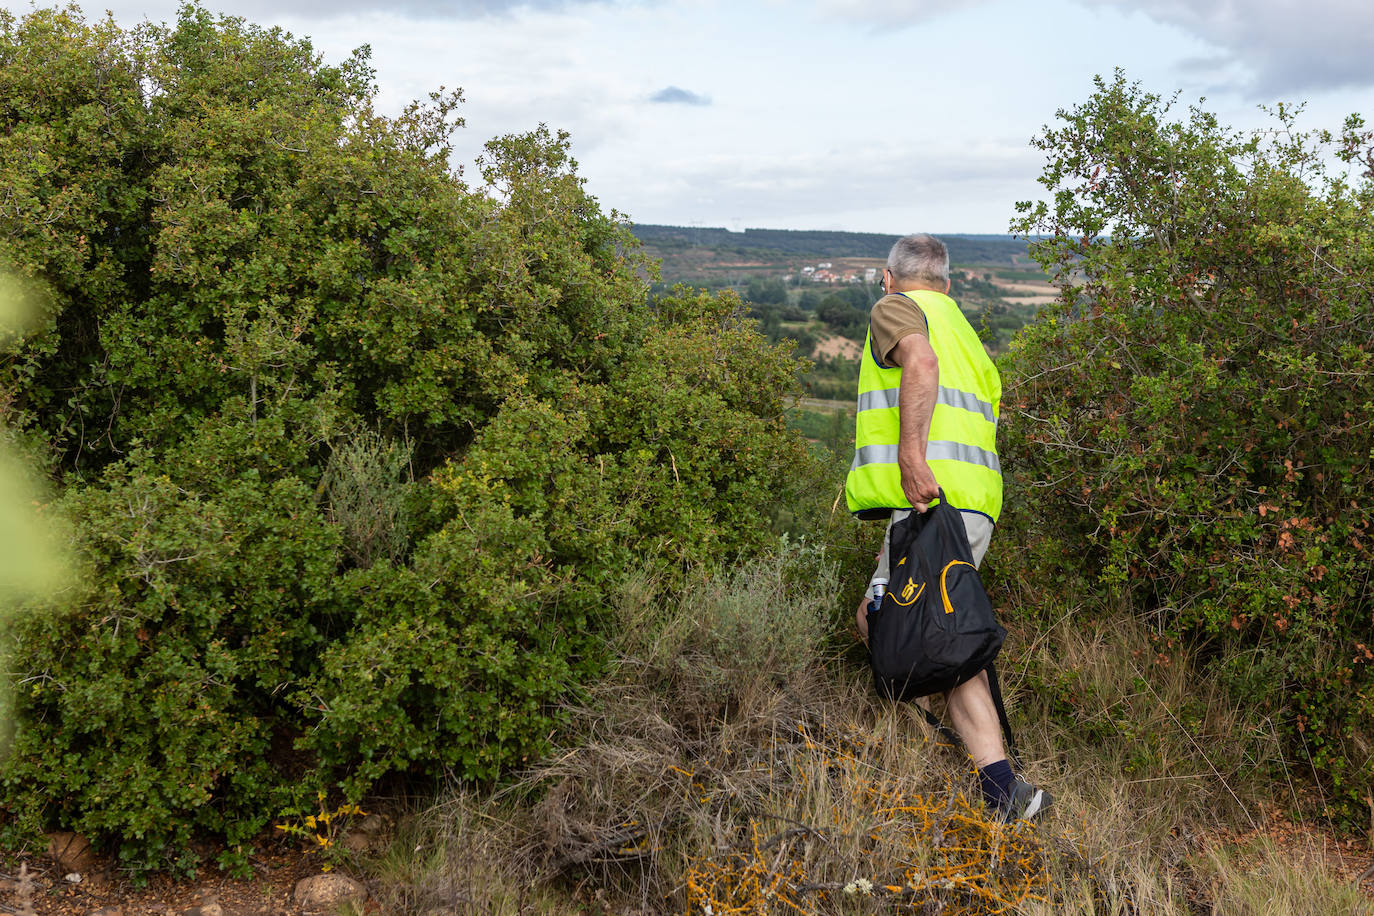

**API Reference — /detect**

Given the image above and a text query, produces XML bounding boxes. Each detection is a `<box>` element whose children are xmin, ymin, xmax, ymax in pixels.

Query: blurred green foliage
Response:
<box><xmin>1</xmin><ymin>275</ymin><xmax>74</xmax><ymax>762</ymax></box>
<box><xmin>0</xmin><ymin>5</ymin><xmax>825</xmax><ymax>873</ymax></box>
<box><xmin>0</xmin><ymin>276</ymin><xmax>69</xmax><ymax>610</ymax></box>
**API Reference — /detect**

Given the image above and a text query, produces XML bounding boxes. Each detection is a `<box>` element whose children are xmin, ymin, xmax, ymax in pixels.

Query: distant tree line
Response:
<box><xmin>633</xmin><ymin>225</ymin><xmax>1031</xmax><ymax>265</ymax></box>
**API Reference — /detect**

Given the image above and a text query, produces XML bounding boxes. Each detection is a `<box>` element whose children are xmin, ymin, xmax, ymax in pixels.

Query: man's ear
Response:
<box><xmin>944</xmin><ymin>278</ymin><xmax>951</xmax><ymax>294</ymax></box>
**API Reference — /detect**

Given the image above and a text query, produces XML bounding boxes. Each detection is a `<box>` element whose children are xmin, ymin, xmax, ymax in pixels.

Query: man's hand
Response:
<box><xmin>900</xmin><ymin>449</ymin><xmax>940</xmax><ymax>512</ymax></box>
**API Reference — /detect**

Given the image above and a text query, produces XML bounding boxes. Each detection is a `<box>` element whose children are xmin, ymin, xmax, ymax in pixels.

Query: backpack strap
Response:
<box><xmin>918</xmin><ymin>704</ymin><xmax>963</xmax><ymax>749</ymax></box>
<box><xmin>985</xmin><ymin>662</ymin><xmax>1020</xmax><ymax>769</ymax></box>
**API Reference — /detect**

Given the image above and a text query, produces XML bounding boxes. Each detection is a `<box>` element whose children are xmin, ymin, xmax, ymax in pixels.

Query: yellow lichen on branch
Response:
<box><xmin>684</xmin><ymin>723</ymin><xmax>1052</xmax><ymax>914</ymax></box>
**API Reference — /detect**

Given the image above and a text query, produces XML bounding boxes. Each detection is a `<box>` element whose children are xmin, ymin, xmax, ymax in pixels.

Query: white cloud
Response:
<box><xmin>815</xmin><ymin>0</ymin><xmax>1374</xmax><ymax>96</ymax></box>
<box><xmin>17</xmin><ymin>0</ymin><xmax>1369</xmax><ymax>233</ymax></box>
<box><xmin>813</xmin><ymin>0</ymin><xmax>990</xmax><ymax>25</ymax></box>
<box><xmin>602</xmin><ymin>138</ymin><xmax>1041</xmax><ymax>232</ymax></box>
<box><xmin>104</xmin><ymin>0</ymin><xmax>619</xmax><ymax>23</ymax></box>
<box><xmin>1084</xmin><ymin>0</ymin><xmax>1374</xmax><ymax>95</ymax></box>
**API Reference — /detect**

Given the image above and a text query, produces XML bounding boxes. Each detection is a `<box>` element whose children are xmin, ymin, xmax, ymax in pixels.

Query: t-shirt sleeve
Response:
<box><xmin>869</xmin><ymin>294</ymin><xmax>929</xmax><ymax>366</ymax></box>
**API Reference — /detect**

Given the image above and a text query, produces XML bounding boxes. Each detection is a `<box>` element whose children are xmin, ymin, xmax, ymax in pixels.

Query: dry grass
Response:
<box><xmin>1196</xmin><ymin>836</ymin><xmax>1374</xmax><ymax>915</ymax></box>
<box><xmin>361</xmin><ymin>541</ymin><xmax>1373</xmax><ymax>915</ymax></box>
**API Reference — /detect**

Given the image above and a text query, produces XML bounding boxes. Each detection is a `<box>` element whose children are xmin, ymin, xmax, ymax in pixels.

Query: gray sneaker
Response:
<box><xmin>995</xmin><ymin>776</ymin><xmax>1052</xmax><ymax>823</ymax></box>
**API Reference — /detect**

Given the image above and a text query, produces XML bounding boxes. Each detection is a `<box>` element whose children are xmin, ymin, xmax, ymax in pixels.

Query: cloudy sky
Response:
<box><xmin>13</xmin><ymin>0</ymin><xmax>1374</xmax><ymax>233</ymax></box>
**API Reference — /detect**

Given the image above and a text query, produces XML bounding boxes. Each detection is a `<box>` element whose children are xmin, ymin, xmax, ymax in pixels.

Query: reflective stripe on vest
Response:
<box><xmin>844</xmin><ymin>289</ymin><xmax>1003</xmax><ymax>521</ymax></box>
<box><xmin>857</xmin><ymin>385</ymin><xmax>998</xmax><ymax>426</ymax></box>
<box><xmin>849</xmin><ymin>441</ymin><xmax>1001</xmax><ymax>473</ymax></box>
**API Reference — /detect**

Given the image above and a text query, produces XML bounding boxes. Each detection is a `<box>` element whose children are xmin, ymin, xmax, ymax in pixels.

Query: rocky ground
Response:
<box><xmin>2</xmin><ymin>830</ymin><xmax>378</xmax><ymax>916</ymax></box>
<box><xmin>8</xmin><ymin>808</ymin><xmax>1371</xmax><ymax>914</ymax></box>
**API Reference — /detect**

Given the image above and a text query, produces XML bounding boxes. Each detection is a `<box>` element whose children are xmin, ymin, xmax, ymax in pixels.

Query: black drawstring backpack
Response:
<box><xmin>866</xmin><ymin>490</ymin><xmax>1017</xmax><ymax>761</ymax></box>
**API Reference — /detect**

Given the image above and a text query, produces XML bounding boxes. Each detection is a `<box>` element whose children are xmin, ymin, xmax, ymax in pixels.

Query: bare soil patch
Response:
<box><xmin>1000</xmin><ymin>294</ymin><xmax>1059</xmax><ymax>306</ymax></box>
<box><xmin>813</xmin><ymin>333</ymin><xmax>860</xmax><ymax>360</ymax></box>
<box><xmin>995</xmin><ymin>281</ymin><xmax>1056</xmax><ymax>295</ymax></box>
<box><xmin>986</xmin><ymin>278</ymin><xmax>1057</xmax><ymax>307</ymax></box>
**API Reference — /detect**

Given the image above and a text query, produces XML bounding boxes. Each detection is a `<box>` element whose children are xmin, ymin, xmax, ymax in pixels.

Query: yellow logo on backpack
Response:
<box><xmin>892</xmin><ymin>577</ymin><xmax>924</xmax><ymax>606</ymax></box>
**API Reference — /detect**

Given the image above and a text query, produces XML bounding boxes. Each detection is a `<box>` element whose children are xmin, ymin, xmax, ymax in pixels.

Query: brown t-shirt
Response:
<box><xmin>869</xmin><ymin>293</ymin><xmax>929</xmax><ymax>366</ymax></box>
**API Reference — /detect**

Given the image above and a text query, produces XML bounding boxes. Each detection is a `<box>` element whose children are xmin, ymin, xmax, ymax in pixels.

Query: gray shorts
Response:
<box><xmin>866</xmin><ymin>510</ymin><xmax>994</xmax><ymax>599</ymax></box>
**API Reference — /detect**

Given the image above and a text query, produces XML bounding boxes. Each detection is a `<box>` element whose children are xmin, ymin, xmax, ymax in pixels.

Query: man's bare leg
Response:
<box><xmin>948</xmin><ymin>670</ymin><xmax>1046</xmax><ymax>819</ymax></box>
<box><xmin>945</xmin><ymin>670</ymin><xmax>1004</xmax><ymax>768</ymax></box>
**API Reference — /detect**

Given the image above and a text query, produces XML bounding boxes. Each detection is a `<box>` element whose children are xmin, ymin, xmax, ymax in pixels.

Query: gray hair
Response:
<box><xmin>886</xmin><ymin>234</ymin><xmax>949</xmax><ymax>289</ymax></box>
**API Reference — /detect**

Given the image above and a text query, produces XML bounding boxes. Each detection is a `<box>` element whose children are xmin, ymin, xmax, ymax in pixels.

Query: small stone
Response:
<box><xmin>357</xmin><ymin>813</ymin><xmax>388</xmax><ymax>835</ymax></box>
<box><xmin>293</xmin><ymin>874</ymin><xmax>367</xmax><ymax>909</ymax></box>
<box><xmin>181</xmin><ymin>904</ymin><xmax>223</xmax><ymax>916</ymax></box>
<box><xmin>47</xmin><ymin>831</ymin><xmax>98</xmax><ymax>873</ymax></box>
<box><xmin>340</xmin><ymin>831</ymin><xmax>372</xmax><ymax>854</ymax></box>
<box><xmin>65</xmin><ymin>872</ymin><xmax>83</xmax><ymax>884</ymax></box>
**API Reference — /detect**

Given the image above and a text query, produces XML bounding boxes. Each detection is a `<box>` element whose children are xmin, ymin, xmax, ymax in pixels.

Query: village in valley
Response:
<box><xmin>792</xmin><ymin>261</ymin><xmax>871</xmax><ymax>284</ymax></box>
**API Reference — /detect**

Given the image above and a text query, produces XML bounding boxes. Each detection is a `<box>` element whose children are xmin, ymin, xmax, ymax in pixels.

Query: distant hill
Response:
<box><xmin>630</xmin><ymin>224</ymin><xmax>1030</xmax><ymax>265</ymax></box>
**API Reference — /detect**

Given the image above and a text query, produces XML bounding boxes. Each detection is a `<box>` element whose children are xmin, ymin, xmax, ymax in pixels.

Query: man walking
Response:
<box><xmin>847</xmin><ymin>233</ymin><xmax>1049</xmax><ymax>822</ymax></box>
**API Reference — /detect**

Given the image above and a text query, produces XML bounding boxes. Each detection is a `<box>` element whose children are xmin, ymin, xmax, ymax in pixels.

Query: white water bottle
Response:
<box><xmin>868</xmin><ymin>577</ymin><xmax>888</xmax><ymax>615</ymax></box>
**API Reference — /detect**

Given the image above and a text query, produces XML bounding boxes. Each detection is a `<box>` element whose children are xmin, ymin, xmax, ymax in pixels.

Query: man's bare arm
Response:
<box><xmin>890</xmin><ymin>332</ymin><xmax>940</xmax><ymax>512</ymax></box>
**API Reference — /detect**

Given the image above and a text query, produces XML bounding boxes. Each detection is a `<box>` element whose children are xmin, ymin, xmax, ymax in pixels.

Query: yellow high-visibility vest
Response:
<box><xmin>844</xmin><ymin>289</ymin><xmax>1003</xmax><ymax>522</ymax></box>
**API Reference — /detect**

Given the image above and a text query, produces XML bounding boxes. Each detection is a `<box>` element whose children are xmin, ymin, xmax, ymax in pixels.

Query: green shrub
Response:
<box><xmin>3</xmin><ymin>445</ymin><xmax>342</xmax><ymax>872</ymax></box>
<box><xmin>320</xmin><ymin>430</ymin><xmax>416</xmax><ymax>569</ymax></box>
<box><xmin>613</xmin><ymin>536</ymin><xmax>838</xmax><ymax>706</ymax></box>
<box><xmin>0</xmin><ymin>6</ymin><xmax>824</xmax><ymax>870</ymax></box>
<box><xmin>1003</xmin><ymin>72</ymin><xmax>1374</xmax><ymax>824</ymax></box>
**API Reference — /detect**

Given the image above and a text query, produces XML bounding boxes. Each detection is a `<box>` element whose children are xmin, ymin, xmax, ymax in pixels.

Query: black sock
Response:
<box><xmin>978</xmin><ymin>758</ymin><xmax>1015</xmax><ymax>808</ymax></box>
